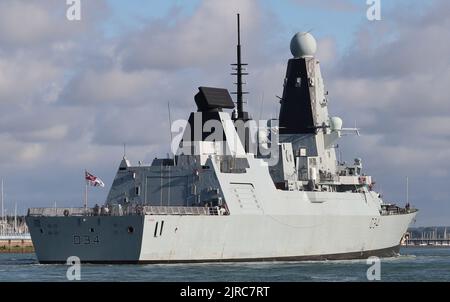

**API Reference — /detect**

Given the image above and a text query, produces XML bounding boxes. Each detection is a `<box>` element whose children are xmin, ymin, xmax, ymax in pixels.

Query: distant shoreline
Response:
<box><xmin>0</xmin><ymin>239</ymin><xmax>34</xmax><ymax>253</ymax></box>
<box><xmin>402</xmin><ymin>245</ymin><xmax>450</xmax><ymax>248</ymax></box>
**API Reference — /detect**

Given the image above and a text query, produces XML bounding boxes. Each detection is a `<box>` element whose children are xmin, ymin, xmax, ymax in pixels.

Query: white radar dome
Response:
<box><xmin>290</xmin><ymin>32</ymin><xmax>317</xmax><ymax>58</ymax></box>
<box><xmin>330</xmin><ymin>117</ymin><xmax>343</xmax><ymax>131</ymax></box>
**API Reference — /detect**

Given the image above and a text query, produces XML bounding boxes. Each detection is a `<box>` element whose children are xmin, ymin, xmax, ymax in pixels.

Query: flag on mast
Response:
<box><xmin>85</xmin><ymin>171</ymin><xmax>105</xmax><ymax>187</ymax></box>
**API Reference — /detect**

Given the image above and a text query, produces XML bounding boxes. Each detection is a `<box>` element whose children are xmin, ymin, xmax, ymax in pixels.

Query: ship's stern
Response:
<box><xmin>26</xmin><ymin>212</ymin><xmax>144</xmax><ymax>264</ymax></box>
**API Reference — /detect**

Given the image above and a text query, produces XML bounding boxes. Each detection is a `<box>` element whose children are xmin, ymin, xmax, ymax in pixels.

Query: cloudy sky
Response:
<box><xmin>0</xmin><ymin>0</ymin><xmax>449</xmax><ymax>226</ymax></box>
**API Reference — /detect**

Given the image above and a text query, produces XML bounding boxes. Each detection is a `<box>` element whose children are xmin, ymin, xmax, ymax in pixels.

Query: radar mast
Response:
<box><xmin>231</xmin><ymin>13</ymin><xmax>249</xmax><ymax>121</ymax></box>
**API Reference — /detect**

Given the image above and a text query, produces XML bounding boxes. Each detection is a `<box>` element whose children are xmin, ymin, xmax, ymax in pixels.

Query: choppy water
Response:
<box><xmin>0</xmin><ymin>247</ymin><xmax>449</xmax><ymax>282</ymax></box>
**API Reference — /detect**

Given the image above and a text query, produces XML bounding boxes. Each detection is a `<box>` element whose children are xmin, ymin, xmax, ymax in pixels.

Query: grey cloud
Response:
<box><xmin>0</xmin><ymin>0</ymin><xmax>109</xmax><ymax>51</ymax></box>
<box><xmin>116</xmin><ymin>0</ymin><xmax>265</xmax><ymax>72</ymax></box>
<box><xmin>91</xmin><ymin>106</ymin><xmax>170</xmax><ymax>146</ymax></box>
<box><xmin>290</xmin><ymin>0</ymin><xmax>361</xmax><ymax>12</ymax></box>
<box><xmin>0</xmin><ymin>55</ymin><xmax>63</xmax><ymax>105</ymax></box>
<box><xmin>0</xmin><ymin>0</ymin><xmax>65</xmax><ymax>47</ymax></box>
<box><xmin>336</xmin><ymin>1</ymin><xmax>450</xmax><ymax>79</ymax></box>
<box><xmin>61</xmin><ymin>68</ymin><xmax>165</xmax><ymax>106</ymax></box>
<box><xmin>0</xmin><ymin>106</ymin><xmax>88</xmax><ymax>143</ymax></box>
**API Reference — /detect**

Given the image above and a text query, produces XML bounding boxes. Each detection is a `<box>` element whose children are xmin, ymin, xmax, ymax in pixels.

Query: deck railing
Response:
<box><xmin>28</xmin><ymin>205</ymin><xmax>228</xmax><ymax>217</ymax></box>
<box><xmin>28</xmin><ymin>207</ymin><xmax>95</xmax><ymax>217</ymax></box>
<box><xmin>143</xmin><ymin>206</ymin><xmax>225</xmax><ymax>216</ymax></box>
<box><xmin>380</xmin><ymin>204</ymin><xmax>418</xmax><ymax>216</ymax></box>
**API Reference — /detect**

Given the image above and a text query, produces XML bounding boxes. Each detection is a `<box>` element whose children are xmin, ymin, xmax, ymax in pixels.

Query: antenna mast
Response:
<box><xmin>231</xmin><ymin>13</ymin><xmax>249</xmax><ymax>120</ymax></box>
<box><xmin>406</xmin><ymin>176</ymin><xmax>409</xmax><ymax>204</ymax></box>
<box><xmin>168</xmin><ymin>101</ymin><xmax>173</xmax><ymax>158</ymax></box>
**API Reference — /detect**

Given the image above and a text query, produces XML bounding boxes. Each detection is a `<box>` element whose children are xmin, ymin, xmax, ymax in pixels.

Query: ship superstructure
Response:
<box><xmin>26</xmin><ymin>18</ymin><xmax>417</xmax><ymax>264</ymax></box>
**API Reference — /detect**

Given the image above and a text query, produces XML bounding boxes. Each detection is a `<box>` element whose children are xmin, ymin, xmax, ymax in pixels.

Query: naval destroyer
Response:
<box><xmin>26</xmin><ymin>16</ymin><xmax>417</xmax><ymax>263</ymax></box>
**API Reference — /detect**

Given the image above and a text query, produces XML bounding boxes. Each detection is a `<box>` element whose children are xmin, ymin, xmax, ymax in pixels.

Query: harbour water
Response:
<box><xmin>0</xmin><ymin>247</ymin><xmax>449</xmax><ymax>282</ymax></box>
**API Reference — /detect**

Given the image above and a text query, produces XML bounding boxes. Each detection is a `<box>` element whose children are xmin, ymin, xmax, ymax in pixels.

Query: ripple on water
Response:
<box><xmin>1</xmin><ymin>248</ymin><xmax>450</xmax><ymax>281</ymax></box>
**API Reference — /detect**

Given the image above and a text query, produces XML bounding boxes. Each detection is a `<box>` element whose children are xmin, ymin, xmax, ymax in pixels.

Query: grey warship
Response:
<box><xmin>26</xmin><ymin>16</ymin><xmax>417</xmax><ymax>264</ymax></box>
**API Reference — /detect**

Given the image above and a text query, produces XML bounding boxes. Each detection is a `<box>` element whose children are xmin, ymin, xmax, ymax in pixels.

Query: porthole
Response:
<box><xmin>127</xmin><ymin>226</ymin><xmax>134</xmax><ymax>234</ymax></box>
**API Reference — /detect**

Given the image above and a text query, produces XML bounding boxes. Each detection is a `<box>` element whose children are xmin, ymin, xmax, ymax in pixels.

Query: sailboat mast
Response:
<box><xmin>1</xmin><ymin>179</ymin><xmax>4</xmax><ymax>224</ymax></box>
<box><xmin>14</xmin><ymin>202</ymin><xmax>17</xmax><ymax>232</ymax></box>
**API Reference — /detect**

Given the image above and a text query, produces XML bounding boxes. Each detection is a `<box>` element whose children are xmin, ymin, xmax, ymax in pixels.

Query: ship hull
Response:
<box><xmin>36</xmin><ymin>245</ymin><xmax>400</xmax><ymax>264</ymax></box>
<box><xmin>26</xmin><ymin>211</ymin><xmax>416</xmax><ymax>264</ymax></box>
